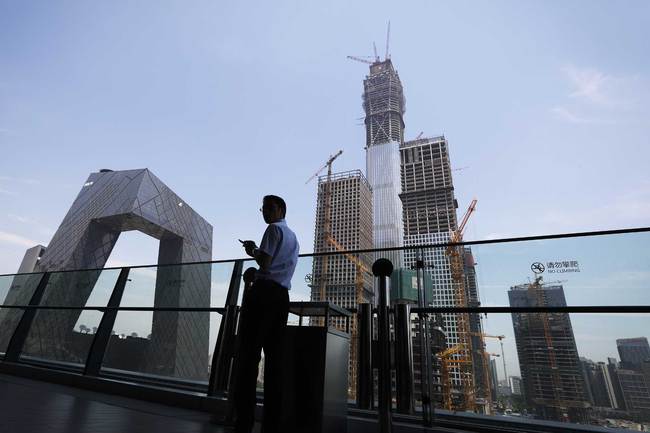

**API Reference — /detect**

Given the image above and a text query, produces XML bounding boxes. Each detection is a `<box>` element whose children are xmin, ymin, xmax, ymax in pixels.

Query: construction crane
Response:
<box><xmin>437</xmin><ymin>345</ymin><xmax>464</xmax><ymax>410</ymax></box>
<box><xmin>444</xmin><ymin>199</ymin><xmax>478</xmax><ymax>412</ymax></box>
<box><xmin>346</xmin><ymin>55</ymin><xmax>374</xmax><ymax>65</ymax></box>
<box><xmin>326</xmin><ymin>236</ymin><xmax>371</xmax><ymax>305</ymax></box>
<box><xmin>472</xmin><ymin>333</ymin><xmax>508</xmax><ymax>383</ymax></box>
<box><xmin>527</xmin><ymin>275</ymin><xmax>570</xmax><ymax>416</ymax></box>
<box><xmin>348</xmin><ymin>22</ymin><xmax>392</xmax><ymax>66</ymax></box>
<box><xmin>305</xmin><ymin>150</ymin><xmax>343</xmax><ymax>304</ymax></box>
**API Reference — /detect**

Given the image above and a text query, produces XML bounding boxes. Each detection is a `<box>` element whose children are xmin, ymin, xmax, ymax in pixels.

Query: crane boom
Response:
<box><xmin>457</xmin><ymin>198</ymin><xmax>477</xmax><ymax>237</ymax></box>
<box><xmin>346</xmin><ymin>55</ymin><xmax>374</xmax><ymax>65</ymax></box>
<box><xmin>305</xmin><ymin>150</ymin><xmax>343</xmax><ymax>184</ymax></box>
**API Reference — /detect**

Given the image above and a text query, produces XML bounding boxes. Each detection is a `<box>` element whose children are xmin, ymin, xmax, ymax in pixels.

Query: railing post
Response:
<box><xmin>395</xmin><ymin>303</ymin><xmax>414</xmax><ymax>414</ymax></box>
<box><xmin>415</xmin><ymin>248</ymin><xmax>434</xmax><ymax>426</ymax></box>
<box><xmin>357</xmin><ymin>302</ymin><xmax>373</xmax><ymax>409</ymax></box>
<box><xmin>373</xmin><ymin>258</ymin><xmax>393</xmax><ymax>433</ymax></box>
<box><xmin>4</xmin><ymin>272</ymin><xmax>51</xmax><ymax>363</ymax></box>
<box><xmin>84</xmin><ymin>267</ymin><xmax>130</xmax><ymax>376</ymax></box>
<box><xmin>209</xmin><ymin>260</ymin><xmax>244</xmax><ymax>396</ymax></box>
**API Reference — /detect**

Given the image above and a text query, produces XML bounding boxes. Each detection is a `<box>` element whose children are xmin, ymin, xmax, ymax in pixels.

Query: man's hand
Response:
<box><xmin>240</xmin><ymin>240</ymin><xmax>257</xmax><ymax>257</ymax></box>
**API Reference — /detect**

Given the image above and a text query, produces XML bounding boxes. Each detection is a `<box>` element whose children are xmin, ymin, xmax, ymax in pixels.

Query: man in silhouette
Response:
<box><xmin>234</xmin><ymin>195</ymin><xmax>299</xmax><ymax>433</ymax></box>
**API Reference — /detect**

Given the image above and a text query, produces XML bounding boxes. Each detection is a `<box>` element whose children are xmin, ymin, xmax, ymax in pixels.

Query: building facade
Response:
<box><xmin>399</xmin><ymin>136</ymin><xmax>477</xmax><ymax>395</ymax></box>
<box><xmin>311</xmin><ymin>169</ymin><xmax>373</xmax><ymax>397</ymax></box>
<box><xmin>509</xmin><ymin>280</ymin><xmax>590</xmax><ymax>422</ymax></box>
<box><xmin>362</xmin><ymin>60</ymin><xmax>405</xmax><ymax>267</ymax></box>
<box><xmin>0</xmin><ymin>169</ymin><xmax>213</xmax><ymax>380</ymax></box>
<box><xmin>617</xmin><ymin>337</ymin><xmax>650</xmax><ymax>369</ymax></box>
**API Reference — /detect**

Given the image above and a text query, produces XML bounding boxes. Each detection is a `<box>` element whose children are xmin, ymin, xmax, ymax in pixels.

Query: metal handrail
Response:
<box><xmin>2</xmin><ymin>225</ymin><xmax>649</xmax><ymax>277</ymax></box>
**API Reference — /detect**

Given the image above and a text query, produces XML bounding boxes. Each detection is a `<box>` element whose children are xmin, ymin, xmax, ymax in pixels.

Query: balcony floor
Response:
<box><xmin>0</xmin><ymin>373</ymin><xmax>235</xmax><ymax>433</ymax></box>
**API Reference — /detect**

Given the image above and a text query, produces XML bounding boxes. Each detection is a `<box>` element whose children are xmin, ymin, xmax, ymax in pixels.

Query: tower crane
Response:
<box><xmin>305</xmin><ymin>150</ymin><xmax>343</xmax><ymax>304</ymax></box>
<box><xmin>444</xmin><ymin>199</ymin><xmax>478</xmax><ymax>411</ymax></box>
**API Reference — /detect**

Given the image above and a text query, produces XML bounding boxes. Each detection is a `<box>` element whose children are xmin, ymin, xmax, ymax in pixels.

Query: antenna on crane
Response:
<box><xmin>373</xmin><ymin>42</ymin><xmax>379</xmax><ymax>62</ymax></box>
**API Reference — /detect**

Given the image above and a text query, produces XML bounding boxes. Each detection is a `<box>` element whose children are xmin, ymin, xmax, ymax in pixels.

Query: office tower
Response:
<box><xmin>17</xmin><ymin>245</ymin><xmax>46</xmax><ymax>274</ymax></box>
<box><xmin>510</xmin><ymin>376</ymin><xmax>523</xmax><ymax>396</ymax></box>
<box><xmin>362</xmin><ymin>59</ymin><xmax>405</xmax><ymax>267</ymax></box>
<box><xmin>581</xmin><ymin>358</ymin><xmax>618</xmax><ymax>408</ymax></box>
<box><xmin>489</xmin><ymin>358</ymin><xmax>499</xmax><ymax>401</ymax></box>
<box><xmin>400</xmin><ymin>136</ymin><xmax>473</xmax><ymax>390</ymax></box>
<box><xmin>311</xmin><ymin>169</ymin><xmax>373</xmax><ymax>396</ymax></box>
<box><xmin>616</xmin><ymin>369</ymin><xmax>650</xmax><ymax>420</ymax></box>
<box><xmin>464</xmin><ymin>248</ymin><xmax>486</xmax><ymax>402</ymax></box>
<box><xmin>509</xmin><ymin>279</ymin><xmax>589</xmax><ymax>422</ymax></box>
<box><xmin>0</xmin><ymin>169</ymin><xmax>213</xmax><ymax>380</ymax></box>
<box><xmin>617</xmin><ymin>337</ymin><xmax>650</xmax><ymax>369</ymax></box>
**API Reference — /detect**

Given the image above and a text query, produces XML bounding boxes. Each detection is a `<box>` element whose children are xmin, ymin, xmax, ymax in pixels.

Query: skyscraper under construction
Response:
<box><xmin>400</xmin><ymin>136</ymin><xmax>478</xmax><ymax>397</ymax></box>
<box><xmin>363</xmin><ymin>59</ymin><xmax>405</xmax><ymax>267</ymax></box>
<box><xmin>509</xmin><ymin>278</ymin><xmax>590</xmax><ymax>422</ymax></box>
<box><xmin>311</xmin><ymin>169</ymin><xmax>373</xmax><ymax>396</ymax></box>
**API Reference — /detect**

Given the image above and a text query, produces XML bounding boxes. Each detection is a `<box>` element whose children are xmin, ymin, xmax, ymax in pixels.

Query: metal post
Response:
<box><xmin>208</xmin><ymin>260</ymin><xmax>244</xmax><ymax>396</ymax></box>
<box><xmin>357</xmin><ymin>302</ymin><xmax>372</xmax><ymax>409</ymax></box>
<box><xmin>373</xmin><ymin>258</ymin><xmax>393</xmax><ymax>433</ymax></box>
<box><xmin>84</xmin><ymin>267</ymin><xmax>131</xmax><ymax>376</ymax></box>
<box><xmin>415</xmin><ymin>249</ymin><xmax>434</xmax><ymax>426</ymax></box>
<box><xmin>209</xmin><ymin>304</ymin><xmax>239</xmax><ymax>395</ymax></box>
<box><xmin>4</xmin><ymin>272</ymin><xmax>51</xmax><ymax>363</ymax></box>
<box><xmin>395</xmin><ymin>303</ymin><xmax>414</xmax><ymax>414</ymax></box>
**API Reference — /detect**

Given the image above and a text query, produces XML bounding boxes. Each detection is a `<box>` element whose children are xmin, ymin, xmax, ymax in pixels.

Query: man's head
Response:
<box><xmin>262</xmin><ymin>195</ymin><xmax>286</xmax><ymax>224</ymax></box>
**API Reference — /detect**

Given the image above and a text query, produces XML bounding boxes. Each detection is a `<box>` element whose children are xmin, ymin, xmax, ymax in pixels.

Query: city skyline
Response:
<box><xmin>1</xmin><ymin>0</ymin><xmax>650</xmax><ymax>407</ymax></box>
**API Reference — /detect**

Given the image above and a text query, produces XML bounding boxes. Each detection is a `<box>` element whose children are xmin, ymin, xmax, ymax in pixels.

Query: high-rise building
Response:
<box><xmin>510</xmin><ymin>376</ymin><xmax>523</xmax><ymax>396</ymax></box>
<box><xmin>464</xmin><ymin>248</ymin><xmax>486</xmax><ymax>402</ymax></box>
<box><xmin>311</xmin><ymin>169</ymin><xmax>373</xmax><ymax>396</ymax></box>
<box><xmin>617</xmin><ymin>337</ymin><xmax>650</xmax><ymax>369</ymax></box>
<box><xmin>616</xmin><ymin>369</ymin><xmax>650</xmax><ymax>421</ymax></box>
<box><xmin>509</xmin><ymin>280</ymin><xmax>590</xmax><ymax>422</ymax></box>
<box><xmin>489</xmin><ymin>358</ymin><xmax>499</xmax><ymax>402</ymax></box>
<box><xmin>0</xmin><ymin>169</ymin><xmax>213</xmax><ymax>380</ymax></box>
<box><xmin>362</xmin><ymin>60</ymin><xmax>405</xmax><ymax>267</ymax></box>
<box><xmin>399</xmin><ymin>136</ymin><xmax>473</xmax><ymax>390</ymax></box>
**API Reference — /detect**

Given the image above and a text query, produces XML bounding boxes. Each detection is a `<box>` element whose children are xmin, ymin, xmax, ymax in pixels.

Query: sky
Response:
<box><xmin>1</xmin><ymin>1</ymin><xmax>650</xmax><ymax>378</ymax></box>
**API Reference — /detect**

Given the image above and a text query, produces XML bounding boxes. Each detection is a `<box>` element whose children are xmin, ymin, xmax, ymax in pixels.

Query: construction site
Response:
<box><xmin>509</xmin><ymin>277</ymin><xmax>590</xmax><ymax>422</ymax></box>
<box><xmin>305</xmin><ymin>28</ymin><xmax>499</xmax><ymax>414</ymax></box>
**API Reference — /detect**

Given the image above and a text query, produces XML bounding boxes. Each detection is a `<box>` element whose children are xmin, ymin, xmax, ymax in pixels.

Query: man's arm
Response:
<box><xmin>245</xmin><ymin>224</ymin><xmax>280</xmax><ymax>273</ymax></box>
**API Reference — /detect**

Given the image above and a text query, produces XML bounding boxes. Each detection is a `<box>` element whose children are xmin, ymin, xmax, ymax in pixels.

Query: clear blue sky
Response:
<box><xmin>1</xmin><ymin>1</ymin><xmax>649</xmax><ymax>376</ymax></box>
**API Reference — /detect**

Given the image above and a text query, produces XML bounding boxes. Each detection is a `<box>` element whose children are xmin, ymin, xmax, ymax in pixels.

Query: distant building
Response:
<box><xmin>509</xmin><ymin>278</ymin><xmax>590</xmax><ymax>422</ymax></box>
<box><xmin>617</xmin><ymin>338</ymin><xmax>650</xmax><ymax>369</ymax></box>
<box><xmin>489</xmin><ymin>358</ymin><xmax>499</xmax><ymax>402</ymax></box>
<box><xmin>17</xmin><ymin>245</ymin><xmax>46</xmax><ymax>274</ymax></box>
<box><xmin>510</xmin><ymin>376</ymin><xmax>523</xmax><ymax>396</ymax></box>
<box><xmin>616</xmin><ymin>369</ymin><xmax>650</xmax><ymax>421</ymax></box>
<box><xmin>581</xmin><ymin>358</ymin><xmax>616</xmax><ymax>408</ymax></box>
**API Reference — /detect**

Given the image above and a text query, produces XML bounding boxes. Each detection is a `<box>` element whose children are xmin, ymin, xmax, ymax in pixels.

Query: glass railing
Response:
<box><xmin>0</xmin><ymin>226</ymin><xmax>648</xmax><ymax>432</ymax></box>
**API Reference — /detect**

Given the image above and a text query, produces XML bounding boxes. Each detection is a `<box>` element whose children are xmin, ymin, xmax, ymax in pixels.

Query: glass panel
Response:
<box><xmin>288</xmin><ymin>255</ymin><xmax>314</xmax><ymax>303</ymax></box>
<box><xmin>466</xmin><ymin>231</ymin><xmax>650</xmax><ymax>307</ymax></box>
<box><xmin>409</xmin><ymin>311</ymin><xmax>650</xmax><ymax>429</ymax></box>
<box><xmin>20</xmin><ymin>269</ymin><xmax>120</xmax><ymax>365</ymax></box>
<box><xmin>0</xmin><ymin>273</ymin><xmax>44</xmax><ymax>354</ymax></box>
<box><xmin>102</xmin><ymin>262</ymin><xmax>235</xmax><ymax>383</ymax></box>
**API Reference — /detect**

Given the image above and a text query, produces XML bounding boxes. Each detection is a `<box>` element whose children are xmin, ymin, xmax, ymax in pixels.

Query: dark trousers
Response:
<box><xmin>233</xmin><ymin>279</ymin><xmax>289</xmax><ymax>433</ymax></box>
